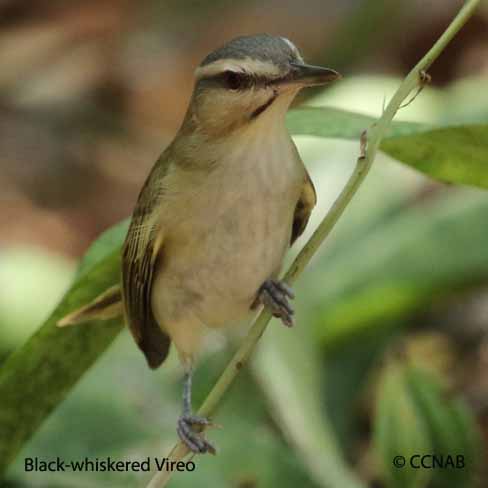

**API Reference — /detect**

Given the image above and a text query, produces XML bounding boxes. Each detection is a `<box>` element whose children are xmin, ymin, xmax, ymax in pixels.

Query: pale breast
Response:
<box><xmin>153</xmin><ymin>129</ymin><xmax>304</xmax><ymax>329</ymax></box>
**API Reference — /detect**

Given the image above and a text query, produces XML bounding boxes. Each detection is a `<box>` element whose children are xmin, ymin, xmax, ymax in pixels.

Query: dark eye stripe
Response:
<box><xmin>197</xmin><ymin>69</ymin><xmax>290</xmax><ymax>92</ymax></box>
<box><xmin>198</xmin><ymin>70</ymin><xmax>252</xmax><ymax>89</ymax></box>
<box><xmin>223</xmin><ymin>70</ymin><xmax>253</xmax><ymax>90</ymax></box>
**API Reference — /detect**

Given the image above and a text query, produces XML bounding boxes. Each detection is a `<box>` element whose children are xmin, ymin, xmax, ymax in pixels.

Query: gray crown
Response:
<box><xmin>200</xmin><ymin>34</ymin><xmax>301</xmax><ymax>68</ymax></box>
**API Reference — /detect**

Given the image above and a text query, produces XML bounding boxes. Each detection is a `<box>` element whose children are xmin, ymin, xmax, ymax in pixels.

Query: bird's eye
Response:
<box><xmin>223</xmin><ymin>71</ymin><xmax>247</xmax><ymax>90</ymax></box>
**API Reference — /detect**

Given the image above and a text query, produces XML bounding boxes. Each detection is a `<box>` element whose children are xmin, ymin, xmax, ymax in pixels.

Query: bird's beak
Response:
<box><xmin>286</xmin><ymin>62</ymin><xmax>341</xmax><ymax>87</ymax></box>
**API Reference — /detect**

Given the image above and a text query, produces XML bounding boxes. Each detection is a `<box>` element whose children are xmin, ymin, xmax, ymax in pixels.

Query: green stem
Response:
<box><xmin>146</xmin><ymin>1</ymin><xmax>480</xmax><ymax>486</ymax></box>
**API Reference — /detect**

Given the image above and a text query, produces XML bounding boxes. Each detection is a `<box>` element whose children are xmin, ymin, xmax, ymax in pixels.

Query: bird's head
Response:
<box><xmin>186</xmin><ymin>34</ymin><xmax>340</xmax><ymax>138</ymax></box>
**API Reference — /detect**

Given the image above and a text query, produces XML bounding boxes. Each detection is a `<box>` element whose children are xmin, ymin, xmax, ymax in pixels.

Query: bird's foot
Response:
<box><xmin>254</xmin><ymin>279</ymin><xmax>295</xmax><ymax>327</ymax></box>
<box><xmin>177</xmin><ymin>414</ymin><xmax>216</xmax><ymax>455</ymax></box>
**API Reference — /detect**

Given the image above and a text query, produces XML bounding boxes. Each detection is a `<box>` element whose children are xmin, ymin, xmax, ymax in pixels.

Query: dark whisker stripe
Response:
<box><xmin>250</xmin><ymin>92</ymin><xmax>278</xmax><ymax>119</ymax></box>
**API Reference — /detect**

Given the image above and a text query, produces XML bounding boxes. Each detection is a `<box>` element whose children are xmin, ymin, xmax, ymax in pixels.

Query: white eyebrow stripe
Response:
<box><xmin>195</xmin><ymin>57</ymin><xmax>282</xmax><ymax>80</ymax></box>
<box><xmin>281</xmin><ymin>37</ymin><xmax>304</xmax><ymax>63</ymax></box>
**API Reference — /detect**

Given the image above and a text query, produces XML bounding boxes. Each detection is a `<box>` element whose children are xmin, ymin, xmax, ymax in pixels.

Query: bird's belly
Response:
<box><xmin>152</xmin><ymin>127</ymin><xmax>305</xmax><ymax>341</ymax></box>
<box><xmin>165</xmin><ymin>195</ymin><xmax>295</xmax><ymax>328</ymax></box>
<box><xmin>153</xmin><ymin>163</ymin><xmax>302</xmax><ymax>332</ymax></box>
<box><xmin>199</xmin><ymin>205</ymin><xmax>292</xmax><ymax>326</ymax></box>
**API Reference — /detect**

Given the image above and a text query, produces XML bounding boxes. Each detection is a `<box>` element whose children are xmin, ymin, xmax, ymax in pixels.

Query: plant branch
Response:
<box><xmin>146</xmin><ymin>1</ymin><xmax>480</xmax><ymax>486</ymax></box>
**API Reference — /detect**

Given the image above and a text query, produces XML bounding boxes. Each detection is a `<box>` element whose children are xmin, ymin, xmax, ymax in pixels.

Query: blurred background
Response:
<box><xmin>1</xmin><ymin>0</ymin><xmax>488</xmax><ymax>487</ymax></box>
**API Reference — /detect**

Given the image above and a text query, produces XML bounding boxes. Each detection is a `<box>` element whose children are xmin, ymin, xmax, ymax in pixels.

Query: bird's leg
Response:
<box><xmin>253</xmin><ymin>279</ymin><xmax>295</xmax><ymax>327</ymax></box>
<box><xmin>176</xmin><ymin>367</ymin><xmax>216</xmax><ymax>454</ymax></box>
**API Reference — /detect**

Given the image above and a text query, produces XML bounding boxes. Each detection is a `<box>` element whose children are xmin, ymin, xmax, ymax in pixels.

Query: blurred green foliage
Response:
<box><xmin>1</xmin><ymin>0</ymin><xmax>488</xmax><ymax>485</ymax></box>
<box><xmin>2</xmin><ymin>82</ymin><xmax>487</xmax><ymax>486</ymax></box>
<box><xmin>288</xmin><ymin>108</ymin><xmax>488</xmax><ymax>188</ymax></box>
<box><xmin>374</xmin><ymin>363</ymin><xmax>479</xmax><ymax>488</ymax></box>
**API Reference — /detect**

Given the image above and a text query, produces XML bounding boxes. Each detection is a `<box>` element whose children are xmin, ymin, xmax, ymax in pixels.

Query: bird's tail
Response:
<box><xmin>57</xmin><ymin>285</ymin><xmax>123</xmax><ymax>327</ymax></box>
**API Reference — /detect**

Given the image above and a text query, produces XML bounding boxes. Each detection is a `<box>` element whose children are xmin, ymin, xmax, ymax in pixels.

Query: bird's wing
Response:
<box><xmin>291</xmin><ymin>170</ymin><xmax>317</xmax><ymax>246</ymax></box>
<box><xmin>122</xmin><ymin>157</ymin><xmax>171</xmax><ymax>369</ymax></box>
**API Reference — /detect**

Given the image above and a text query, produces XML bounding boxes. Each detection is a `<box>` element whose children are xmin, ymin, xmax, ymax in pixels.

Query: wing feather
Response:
<box><xmin>291</xmin><ymin>170</ymin><xmax>316</xmax><ymax>246</ymax></box>
<box><xmin>122</xmin><ymin>158</ymin><xmax>171</xmax><ymax>369</ymax></box>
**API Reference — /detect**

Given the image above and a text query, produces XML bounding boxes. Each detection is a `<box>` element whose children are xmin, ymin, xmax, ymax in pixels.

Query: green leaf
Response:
<box><xmin>381</xmin><ymin>125</ymin><xmax>488</xmax><ymax>188</ymax></box>
<box><xmin>374</xmin><ymin>362</ymin><xmax>432</xmax><ymax>488</ymax></box>
<box><xmin>406</xmin><ymin>368</ymin><xmax>480</xmax><ymax>488</ymax></box>
<box><xmin>287</xmin><ymin>107</ymin><xmax>488</xmax><ymax>189</ymax></box>
<box><xmin>0</xmin><ymin>224</ymin><xmax>127</xmax><ymax>475</ymax></box>
<box><xmin>287</xmin><ymin>106</ymin><xmax>429</xmax><ymax>140</ymax></box>
<box><xmin>77</xmin><ymin>218</ymin><xmax>129</xmax><ymax>276</ymax></box>
<box><xmin>374</xmin><ymin>362</ymin><xmax>480</xmax><ymax>488</ymax></box>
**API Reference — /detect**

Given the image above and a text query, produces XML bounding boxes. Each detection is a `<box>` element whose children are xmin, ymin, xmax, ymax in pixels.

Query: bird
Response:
<box><xmin>58</xmin><ymin>34</ymin><xmax>340</xmax><ymax>454</ymax></box>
